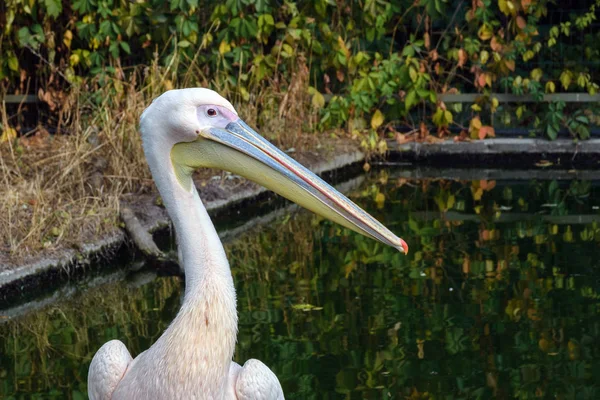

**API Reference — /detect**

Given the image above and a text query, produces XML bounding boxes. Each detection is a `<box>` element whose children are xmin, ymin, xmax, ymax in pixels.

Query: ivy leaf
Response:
<box><xmin>44</xmin><ymin>0</ymin><xmax>63</xmax><ymax>18</ymax></box>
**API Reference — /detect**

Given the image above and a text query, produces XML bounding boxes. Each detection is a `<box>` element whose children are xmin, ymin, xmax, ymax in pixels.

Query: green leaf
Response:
<box><xmin>292</xmin><ymin>303</ymin><xmax>323</xmax><ymax>312</ymax></box>
<box><xmin>408</xmin><ymin>218</ymin><xmax>419</xmax><ymax>233</ymax></box>
<box><xmin>7</xmin><ymin>55</ymin><xmax>18</xmax><ymax>72</ymax></box>
<box><xmin>44</xmin><ymin>0</ymin><xmax>63</xmax><ymax>18</ymax></box>
<box><xmin>408</xmin><ymin>67</ymin><xmax>418</xmax><ymax>83</ymax></box>
<box><xmin>546</xmin><ymin>124</ymin><xmax>558</xmax><ymax>140</ymax></box>
<box><xmin>120</xmin><ymin>42</ymin><xmax>131</xmax><ymax>54</ymax></box>
<box><xmin>405</xmin><ymin>90</ymin><xmax>417</xmax><ymax>111</ymax></box>
<box><xmin>17</xmin><ymin>27</ymin><xmax>31</xmax><ymax>47</ymax></box>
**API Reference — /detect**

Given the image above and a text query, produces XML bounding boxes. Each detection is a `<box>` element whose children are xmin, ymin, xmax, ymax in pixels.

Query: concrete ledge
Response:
<box><xmin>382</xmin><ymin>166</ymin><xmax>600</xmax><ymax>181</ymax></box>
<box><xmin>0</xmin><ymin>150</ymin><xmax>365</xmax><ymax>300</ymax></box>
<box><xmin>392</xmin><ymin>138</ymin><xmax>600</xmax><ymax>155</ymax></box>
<box><xmin>389</xmin><ymin>138</ymin><xmax>600</xmax><ymax>168</ymax></box>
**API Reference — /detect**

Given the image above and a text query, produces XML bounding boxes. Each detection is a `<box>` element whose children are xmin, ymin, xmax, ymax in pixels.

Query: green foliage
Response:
<box><xmin>1</xmin><ymin>0</ymin><xmax>599</xmax><ymax>139</ymax></box>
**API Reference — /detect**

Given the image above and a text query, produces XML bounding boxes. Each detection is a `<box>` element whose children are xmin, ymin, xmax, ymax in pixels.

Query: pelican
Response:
<box><xmin>87</xmin><ymin>88</ymin><xmax>408</xmax><ymax>400</ymax></box>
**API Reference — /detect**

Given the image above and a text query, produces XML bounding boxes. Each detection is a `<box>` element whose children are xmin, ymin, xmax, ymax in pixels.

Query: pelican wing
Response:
<box><xmin>88</xmin><ymin>340</ymin><xmax>133</xmax><ymax>400</ymax></box>
<box><xmin>230</xmin><ymin>359</ymin><xmax>285</xmax><ymax>400</ymax></box>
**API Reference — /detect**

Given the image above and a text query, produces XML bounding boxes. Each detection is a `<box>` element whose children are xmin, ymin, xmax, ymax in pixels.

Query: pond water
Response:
<box><xmin>1</xmin><ymin>169</ymin><xmax>600</xmax><ymax>399</ymax></box>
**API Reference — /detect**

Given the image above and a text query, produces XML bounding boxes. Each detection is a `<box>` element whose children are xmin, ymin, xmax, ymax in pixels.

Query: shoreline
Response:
<box><xmin>0</xmin><ymin>148</ymin><xmax>365</xmax><ymax>302</ymax></box>
<box><xmin>2</xmin><ymin>138</ymin><xmax>600</xmax><ymax>304</ymax></box>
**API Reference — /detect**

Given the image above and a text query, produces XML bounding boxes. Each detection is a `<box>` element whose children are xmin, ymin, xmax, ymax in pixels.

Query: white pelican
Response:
<box><xmin>87</xmin><ymin>88</ymin><xmax>408</xmax><ymax>400</ymax></box>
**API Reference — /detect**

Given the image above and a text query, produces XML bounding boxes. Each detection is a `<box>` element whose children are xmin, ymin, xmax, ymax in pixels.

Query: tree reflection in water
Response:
<box><xmin>2</xmin><ymin>172</ymin><xmax>599</xmax><ymax>399</ymax></box>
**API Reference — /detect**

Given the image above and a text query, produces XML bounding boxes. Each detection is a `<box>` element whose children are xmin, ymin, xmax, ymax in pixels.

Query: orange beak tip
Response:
<box><xmin>399</xmin><ymin>238</ymin><xmax>409</xmax><ymax>255</ymax></box>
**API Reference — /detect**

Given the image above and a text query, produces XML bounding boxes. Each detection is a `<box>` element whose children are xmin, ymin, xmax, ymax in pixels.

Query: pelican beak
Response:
<box><xmin>171</xmin><ymin>119</ymin><xmax>408</xmax><ymax>254</ymax></box>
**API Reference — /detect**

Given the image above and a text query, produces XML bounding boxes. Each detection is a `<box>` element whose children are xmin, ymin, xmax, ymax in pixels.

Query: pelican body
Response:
<box><xmin>87</xmin><ymin>88</ymin><xmax>408</xmax><ymax>399</ymax></box>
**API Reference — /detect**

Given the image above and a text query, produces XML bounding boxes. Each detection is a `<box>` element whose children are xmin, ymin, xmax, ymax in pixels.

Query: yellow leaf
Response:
<box><xmin>444</xmin><ymin>110</ymin><xmax>453</xmax><ymax>124</ymax></box>
<box><xmin>469</xmin><ymin>117</ymin><xmax>482</xmax><ymax>139</ymax></box>
<box><xmin>371</xmin><ymin>109</ymin><xmax>384</xmax><ymax>130</ymax></box>
<box><xmin>344</xmin><ymin>261</ymin><xmax>357</xmax><ymax>278</ymax></box>
<box><xmin>63</xmin><ymin>30</ymin><xmax>73</xmax><ymax>49</ymax></box>
<box><xmin>506</xmin><ymin>0</ymin><xmax>516</xmax><ymax>14</ymax></box>
<box><xmin>375</xmin><ymin>192</ymin><xmax>386</xmax><ymax>209</ymax></box>
<box><xmin>337</xmin><ymin>36</ymin><xmax>350</xmax><ymax>60</ymax></box>
<box><xmin>498</xmin><ymin>0</ymin><xmax>511</xmax><ymax>15</ymax></box>
<box><xmin>0</xmin><ymin>127</ymin><xmax>17</xmax><ymax>144</ymax></box>
<box><xmin>239</xmin><ymin>87</ymin><xmax>250</xmax><ymax>102</ymax></box>
<box><xmin>218</xmin><ymin>41</ymin><xmax>231</xmax><ymax>55</ymax></box>
<box><xmin>563</xmin><ymin>226</ymin><xmax>573</xmax><ymax>242</ymax></box>
<box><xmin>560</xmin><ymin>71</ymin><xmax>572</xmax><ymax>90</ymax></box>
<box><xmin>69</xmin><ymin>53</ymin><xmax>80</xmax><ymax>67</ymax></box>
<box><xmin>447</xmin><ymin>195</ymin><xmax>456</xmax><ymax>210</ymax></box>
<box><xmin>491</xmin><ymin>97</ymin><xmax>499</xmax><ymax>112</ymax></box>
<box><xmin>377</xmin><ymin>139</ymin><xmax>388</xmax><ymax>154</ymax></box>
<box><xmin>311</xmin><ymin>91</ymin><xmax>325</xmax><ymax>109</ymax></box>
<box><xmin>485</xmin><ymin>73</ymin><xmax>493</xmax><ymax>87</ymax></box>
<box><xmin>90</xmin><ymin>37</ymin><xmax>100</xmax><ymax>50</ymax></box>
<box><xmin>480</xmin><ymin>50</ymin><xmax>489</xmax><ymax>64</ymax></box>
<box><xmin>545</xmin><ymin>81</ymin><xmax>556</xmax><ymax>93</ymax></box>
<box><xmin>473</xmin><ymin>188</ymin><xmax>484</xmax><ymax>201</ymax></box>
<box><xmin>530</xmin><ymin>68</ymin><xmax>543</xmax><ymax>82</ymax></box>
<box><xmin>478</xmin><ymin>25</ymin><xmax>493</xmax><ymax>41</ymax></box>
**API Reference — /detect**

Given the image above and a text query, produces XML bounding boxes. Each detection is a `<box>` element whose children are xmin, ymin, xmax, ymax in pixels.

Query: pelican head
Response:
<box><xmin>140</xmin><ymin>88</ymin><xmax>408</xmax><ymax>254</ymax></box>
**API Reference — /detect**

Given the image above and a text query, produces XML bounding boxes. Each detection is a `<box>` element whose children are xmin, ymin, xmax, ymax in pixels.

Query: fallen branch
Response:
<box><xmin>120</xmin><ymin>206</ymin><xmax>163</xmax><ymax>258</ymax></box>
<box><xmin>120</xmin><ymin>206</ymin><xmax>182</xmax><ymax>273</ymax></box>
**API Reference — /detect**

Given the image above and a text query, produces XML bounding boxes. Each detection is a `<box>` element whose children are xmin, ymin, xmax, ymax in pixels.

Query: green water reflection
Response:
<box><xmin>2</xmin><ymin>171</ymin><xmax>600</xmax><ymax>399</ymax></box>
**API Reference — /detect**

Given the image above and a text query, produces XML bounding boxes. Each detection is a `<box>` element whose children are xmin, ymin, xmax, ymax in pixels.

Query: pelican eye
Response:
<box><xmin>206</xmin><ymin>108</ymin><xmax>218</xmax><ymax>117</ymax></box>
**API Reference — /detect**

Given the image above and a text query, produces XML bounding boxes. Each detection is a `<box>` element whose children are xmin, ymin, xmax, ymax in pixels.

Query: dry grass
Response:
<box><xmin>0</xmin><ymin>56</ymin><xmax>322</xmax><ymax>263</ymax></box>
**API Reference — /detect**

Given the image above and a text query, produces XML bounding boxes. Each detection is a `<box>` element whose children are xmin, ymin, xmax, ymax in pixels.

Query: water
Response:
<box><xmin>2</xmin><ymin>169</ymin><xmax>600</xmax><ymax>399</ymax></box>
